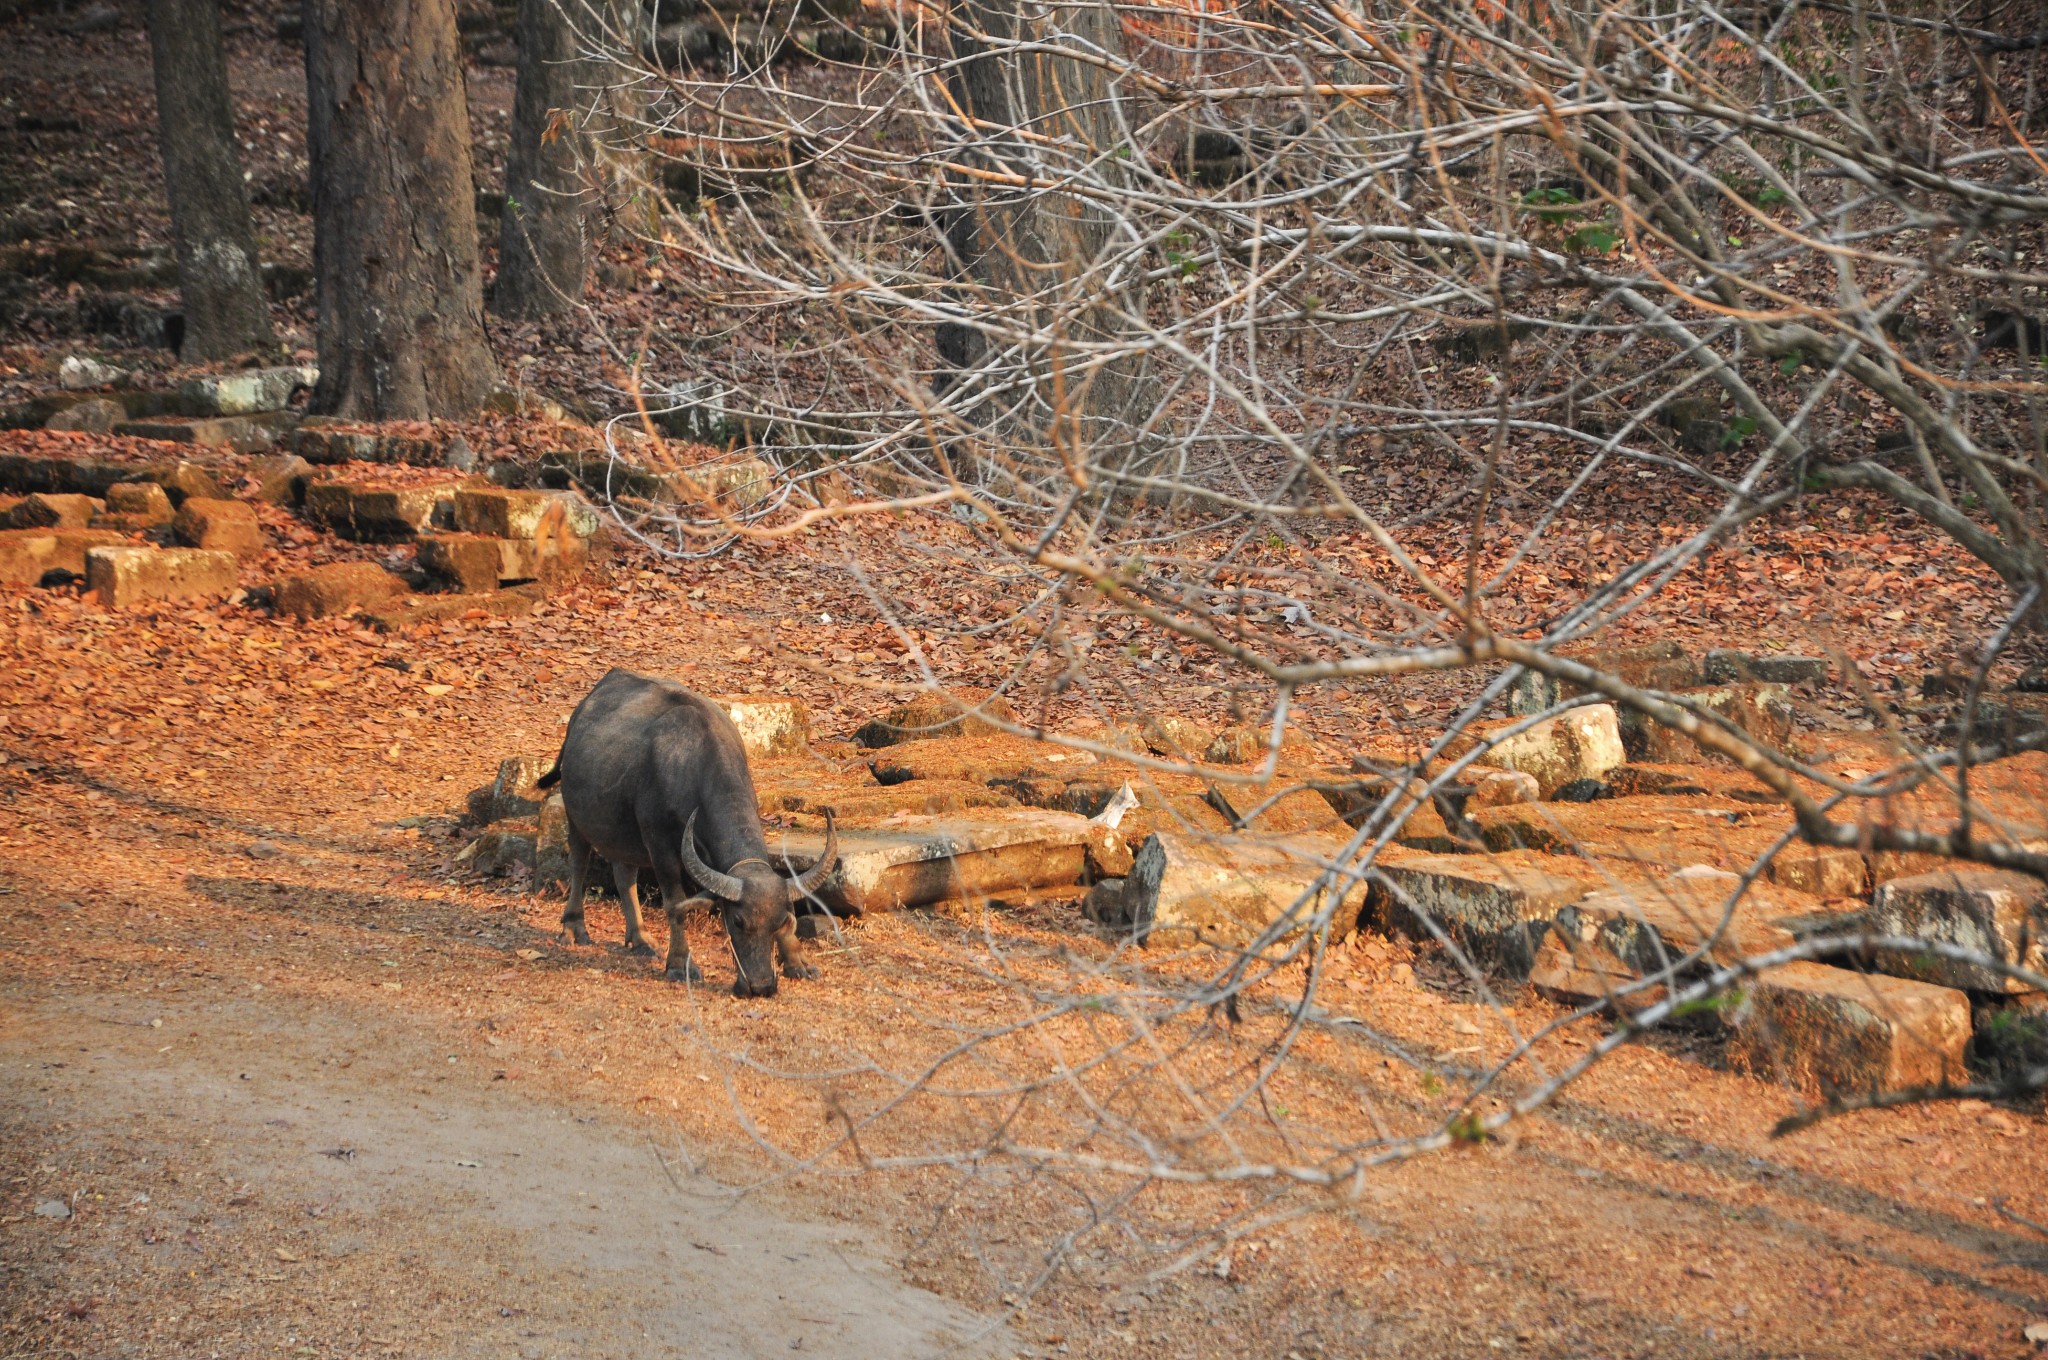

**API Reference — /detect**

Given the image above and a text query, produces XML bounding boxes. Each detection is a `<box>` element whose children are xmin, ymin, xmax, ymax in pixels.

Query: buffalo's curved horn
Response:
<box><xmin>791</xmin><ymin>810</ymin><xmax>838</xmax><ymax>897</ymax></box>
<box><xmin>680</xmin><ymin>811</ymin><xmax>745</xmax><ymax>900</ymax></box>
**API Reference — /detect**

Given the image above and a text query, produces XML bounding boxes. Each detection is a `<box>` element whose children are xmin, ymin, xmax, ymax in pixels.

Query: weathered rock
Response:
<box><xmin>1467</xmin><ymin>769</ymin><xmax>1541</xmax><ymax>807</ymax></box>
<box><xmin>58</xmin><ymin>355</ymin><xmax>126</xmax><ymax>389</ymax></box>
<box><xmin>142</xmin><ymin>460</ymin><xmax>228</xmax><ymax>505</ymax></box>
<box><xmin>0</xmin><ymin>532</ymin><xmax>58</xmax><ymax>584</ymax></box>
<box><xmin>103</xmin><ymin>481</ymin><xmax>173</xmax><ymax>522</ymax></box>
<box><xmin>171</xmin><ymin>497</ymin><xmax>264</xmax><ymax>556</ymax></box>
<box><xmin>1082</xmin><ymin>877</ymin><xmax>1129</xmax><ymax>925</ymax></box>
<box><xmin>1766</xmin><ymin>842</ymin><xmax>1870</xmax><ymax>897</ymax></box>
<box><xmin>1458</xmin><ymin>705</ymin><xmax>1626</xmax><ymax>798</ymax></box>
<box><xmin>1141</xmin><ymin>714</ymin><xmax>1213</xmax><ymax>759</ymax></box>
<box><xmin>272</xmin><ymin>562</ymin><xmax>409</xmax><ymax>620</ymax></box>
<box><xmin>1637</xmin><ymin>684</ymin><xmax>1795</xmax><ymax>764</ymax></box>
<box><xmin>5</xmin><ymin>492</ymin><xmax>103</xmax><ymax>529</ymax></box>
<box><xmin>361</xmin><ymin>584</ymin><xmax>543</xmax><ymax>631</ymax></box>
<box><xmin>1367</xmin><ymin>851</ymin><xmax>1587</xmax><ymax>975</ymax></box>
<box><xmin>249</xmin><ymin>453</ymin><xmax>317</xmax><ymax>507</ymax></box>
<box><xmin>1314</xmin><ymin>775</ymin><xmax>1459</xmax><ymax>848</ymax></box>
<box><xmin>1554</xmin><ymin>867</ymin><xmax>1805</xmax><ymax>972</ymax></box>
<box><xmin>113</xmin><ymin>412</ymin><xmax>293</xmax><ymax>453</ymax></box>
<box><xmin>1730</xmin><ymin>962</ymin><xmax>1971</xmax><ymax>1094</ymax></box>
<box><xmin>853</xmin><ymin>690</ymin><xmax>1016</xmax><ymax>747</ymax></box>
<box><xmin>85</xmin><ymin>545</ymin><xmax>239</xmax><ymax>608</ymax></box>
<box><xmin>1508</xmin><ymin>640</ymin><xmax>1699</xmax><ymax>716</ymax></box>
<box><xmin>1111</xmin><ymin>830</ymin><xmax>1361</xmax><ymax>947</ymax></box>
<box><xmin>416</xmin><ymin>532</ymin><xmax>502</xmax><ymax>593</ymax></box>
<box><xmin>1868</xmin><ymin>868</ymin><xmax>2047</xmax><ymax>993</ymax></box>
<box><xmin>45</xmin><ymin>396</ymin><xmax>124</xmax><ymax>433</ymax></box>
<box><xmin>178</xmin><ymin>365</ymin><xmax>317</xmax><ymax>416</ymax></box>
<box><xmin>488</xmin><ymin>754</ymin><xmax>556</xmax><ymax>822</ymax></box>
<box><xmin>465</xmin><ymin>823</ymin><xmax>538</xmax><ymax>878</ymax></box>
<box><xmin>291</xmin><ymin>423</ymin><xmax>441</xmax><ymax>466</ymax></box>
<box><xmin>453</xmin><ymin>487</ymin><xmax>599</xmax><ymax>539</ymax></box>
<box><xmin>1703</xmin><ymin>649</ymin><xmax>1829</xmax><ymax>686</ymax></box>
<box><xmin>771</xmin><ymin>811</ymin><xmax>1093</xmax><ymax>912</ymax></box>
<box><xmin>716</xmin><ymin>695</ymin><xmax>811</xmax><ymax>757</ymax></box>
<box><xmin>1205</xmin><ymin>725</ymin><xmax>1263</xmax><ymax>765</ymax></box>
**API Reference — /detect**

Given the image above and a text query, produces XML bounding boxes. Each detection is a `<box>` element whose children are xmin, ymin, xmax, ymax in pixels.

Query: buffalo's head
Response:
<box><xmin>681</xmin><ymin>811</ymin><xmax>838</xmax><ymax>998</ymax></box>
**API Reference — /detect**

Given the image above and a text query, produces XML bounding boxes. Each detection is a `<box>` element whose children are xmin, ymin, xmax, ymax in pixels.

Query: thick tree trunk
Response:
<box><xmin>145</xmin><ymin>0</ymin><xmax>273</xmax><ymax>361</ymax></box>
<box><xmin>495</xmin><ymin>0</ymin><xmax>612</xmax><ymax>318</ymax></box>
<box><xmin>938</xmin><ymin>0</ymin><xmax>1158</xmax><ymax>479</ymax></box>
<box><xmin>303</xmin><ymin>0</ymin><xmax>499</xmax><ymax>418</ymax></box>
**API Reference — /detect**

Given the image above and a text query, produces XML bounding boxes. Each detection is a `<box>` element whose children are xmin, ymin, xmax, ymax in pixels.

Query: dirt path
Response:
<box><xmin>0</xmin><ymin>987</ymin><xmax>1008</xmax><ymax>1359</ymax></box>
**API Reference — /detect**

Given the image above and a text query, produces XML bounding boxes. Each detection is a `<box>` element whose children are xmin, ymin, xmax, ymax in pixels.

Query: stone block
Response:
<box><xmin>488</xmin><ymin>755</ymin><xmax>557</xmax><ymax>823</ymax></box>
<box><xmin>178</xmin><ymin>365</ymin><xmax>317</xmax><ymax>416</ymax></box>
<box><xmin>1553</xmin><ymin>867</ymin><xmax>1802</xmax><ymax>974</ymax></box>
<box><xmin>1509</xmin><ymin>640</ymin><xmax>1699</xmax><ymax>716</ymax></box>
<box><xmin>113</xmin><ymin>412</ymin><xmax>292</xmax><ymax>453</ymax></box>
<box><xmin>0</xmin><ymin>532</ymin><xmax>57</xmax><ymax>584</ymax></box>
<box><xmin>1313</xmin><ymin>776</ymin><xmax>1458</xmax><ymax>848</ymax></box>
<box><xmin>1458</xmin><ymin>704</ymin><xmax>1626</xmax><ymax>798</ymax></box>
<box><xmin>1869</xmin><ymin>868</ymin><xmax>2047</xmax><ymax>993</ymax></box>
<box><xmin>1703</xmin><ymin>649</ymin><xmax>1829</xmax><ymax>686</ymax></box>
<box><xmin>290</xmin><ymin>423</ymin><xmax>441</xmax><ymax>466</ymax></box>
<box><xmin>1730</xmin><ymin>962</ymin><xmax>1971</xmax><ymax>1094</ymax></box>
<box><xmin>1367</xmin><ymin>851</ymin><xmax>1587</xmax><ymax>975</ymax></box>
<box><xmin>171</xmin><ymin>497</ymin><xmax>264</xmax><ymax>556</ymax></box>
<box><xmin>854</xmin><ymin>690</ymin><xmax>1016</xmax><ymax>747</ymax></box>
<box><xmin>1141</xmin><ymin>715</ymin><xmax>1213</xmax><ymax>759</ymax></box>
<box><xmin>497</xmin><ymin>531</ymin><xmax>587</xmax><ymax>587</ymax></box>
<box><xmin>1205</xmin><ymin>725</ymin><xmax>1263</xmax><ymax>765</ymax></box>
<box><xmin>272</xmin><ymin>562</ymin><xmax>409</xmax><ymax>620</ymax></box>
<box><xmin>1638</xmin><ymin>684</ymin><xmax>1794</xmax><ymax>764</ymax></box>
<box><xmin>59</xmin><ymin>355</ymin><xmax>126</xmax><ymax>389</ymax></box>
<box><xmin>453</xmin><ymin>487</ymin><xmax>599</xmax><ymax>539</ymax></box>
<box><xmin>5</xmin><ymin>492</ymin><xmax>103</xmax><ymax>529</ymax></box>
<box><xmin>716</xmin><ymin>695</ymin><xmax>812</xmax><ymax>757</ymax></box>
<box><xmin>104</xmin><ymin>481</ymin><xmax>173</xmax><ymax>522</ymax></box>
<box><xmin>85</xmin><ymin>546</ymin><xmax>239</xmax><ymax>608</ymax></box>
<box><xmin>1111</xmin><ymin>830</ymin><xmax>1361</xmax><ymax>947</ymax></box>
<box><xmin>140</xmin><ymin>460</ymin><xmax>228</xmax><ymax>505</ymax></box>
<box><xmin>464</xmin><ymin>823</ymin><xmax>538</xmax><ymax>878</ymax></box>
<box><xmin>351</xmin><ymin>488</ymin><xmax>448</xmax><ymax>540</ymax></box>
<box><xmin>45</xmin><ymin>397</ymin><xmax>124</xmax><ymax>433</ymax></box>
<box><xmin>417</xmin><ymin>532</ymin><xmax>503</xmax><ymax>593</ymax></box>
<box><xmin>1765</xmin><ymin>843</ymin><xmax>1869</xmax><ymax>897</ymax></box>
<box><xmin>250</xmin><ymin>453</ymin><xmax>316</xmax><ymax>507</ymax></box>
<box><xmin>770</xmin><ymin>811</ymin><xmax>1093</xmax><ymax>913</ymax></box>
<box><xmin>1467</xmin><ymin>769</ymin><xmax>1541</xmax><ymax>807</ymax></box>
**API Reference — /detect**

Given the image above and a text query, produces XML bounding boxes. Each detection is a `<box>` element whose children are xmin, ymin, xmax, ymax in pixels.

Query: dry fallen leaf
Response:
<box><xmin>274</xmin><ymin>1248</ymin><xmax>302</xmax><ymax>1262</ymax></box>
<box><xmin>516</xmin><ymin>948</ymin><xmax>543</xmax><ymax>961</ymax></box>
<box><xmin>422</xmin><ymin>683</ymin><xmax>454</xmax><ymax>697</ymax></box>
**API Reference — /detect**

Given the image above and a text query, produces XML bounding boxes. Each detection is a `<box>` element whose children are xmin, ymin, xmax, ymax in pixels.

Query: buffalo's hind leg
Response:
<box><xmin>775</xmin><ymin>915</ymin><xmax>820</xmax><ymax>981</ymax></box>
<box><xmin>651</xmin><ymin>861</ymin><xmax>706</xmax><ymax>985</ymax></box>
<box><xmin>615</xmin><ymin>861</ymin><xmax>657</xmax><ymax>957</ymax></box>
<box><xmin>559</xmin><ymin>823</ymin><xmax>595</xmax><ymax>946</ymax></box>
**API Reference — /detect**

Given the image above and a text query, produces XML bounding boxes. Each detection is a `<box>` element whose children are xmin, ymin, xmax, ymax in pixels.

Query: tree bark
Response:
<box><xmin>494</xmin><ymin>0</ymin><xmax>619</xmax><ymax>318</ymax></box>
<box><xmin>938</xmin><ymin>0</ymin><xmax>1158</xmax><ymax>479</ymax></box>
<box><xmin>145</xmin><ymin>0</ymin><xmax>273</xmax><ymax>361</ymax></box>
<box><xmin>303</xmin><ymin>0</ymin><xmax>499</xmax><ymax>417</ymax></box>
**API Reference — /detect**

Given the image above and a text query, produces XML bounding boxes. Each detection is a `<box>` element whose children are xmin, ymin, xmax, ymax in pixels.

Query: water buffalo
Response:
<box><xmin>537</xmin><ymin>668</ymin><xmax>837</xmax><ymax>997</ymax></box>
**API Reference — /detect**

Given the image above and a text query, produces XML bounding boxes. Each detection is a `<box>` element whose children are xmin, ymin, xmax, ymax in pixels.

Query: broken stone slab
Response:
<box><xmin>1141</xmin><ymin>714</ymin><xmax>1213</xmax><ymax>759</ymax></box>
<box><xmin>1366</xmin><ymin>850</ymin><xmax>1588</xmax><ymax>976</ymax></box>
<box><xmin>488</xmin><ymin>754</ymin><xmax>557</xmax><ymax>822</ymax></box>
<box><xmin>290</xmin><ymin>422</ymin><xmax>442</xmax><ymax>466</ymax></box>
<box><xmin>1637</xmin><ymin>683</ymin><xmax>1795</xmax><ymax>764</ymax></box>
<box><xmin>1703</xmin><ymin>649</ymin><xmax>1830</xmax><ymax>686</ymax></box>
<box><xmin>305</xmin><ymin>483</ymin><xmax>453</xmax><ymax>541</ymax></box>
<box><xmin>272</xmin><ymin>562</ymin><xmax>410</xmax><ymax>620</ymax></box>
<box><xmin>85</xmin><ymin>545</ymin><xmax>239</xmax><ymax>608</ymax></box>
<box><xmin>416</xmin><ymin>532</ymin><xmax>504</xmax><ymax>593</ymax></box>
<box><xmin>1110</xmin><ymin>830</ymin><xmax>1362</xmax><ymax>947</ymax></box>
<box><xmin>0</xmin><ymin>453</ymin><xmax>222</xmax><ymax>504</ymax></box>
<box><xmin>1312</xmin><ymin>775</ymin><xmax>1459</xmax><ymax>849</ymax></box>
<box><xmin>104</xmin><ymin>480</ymin><xmax>172</xmax><ymax>522</ymax></box>
<box><xmin>768</xmin><ymin>811</ymin><xmax>1093</xmax><ymax>913</ymax></box>
<box><xmin>361</xmin><ymin>583</ymin><xmax>543</xmax><ymax>632</ymax></box>
<box><xmin>1552</xmin><ymin>867</ymin><xmax>1805</xmax><ymax>978</ymax></box>
<box><xmin>1508</xmin><ymin>640</ymin><xmax>1699</xmax><ymax>717</ymax></box>
<box><xmin>1456</xmin><ymin>704</ymin><xmax>1626</xmax><ymax>798</ymax></box>
<box><xmin>5</xmin><ymin>492</ymin><xmax>103</xmax><ymax>529</ymax></box>
<box><xmin>1204</xmin><ymin>725</ymin><xmax>1263</xmax><ymax>765</ymax></box>
<box><xmin>1868</xmin><ymin>868</ymin><xmax>2047</xmax><ymax>993</ymax></box>
<box><xmin>113</xmin><ymin>411</ymin><xmax>294</xmax><ymax>453</ymax></box>
<box><xmin>171</xmin><ymin>497</ymin><xmax>264</xmax><ymax>557</ymax></box>
<box><xmin>716</xmin><ymin>695</ymin><xmax>811</xmax><ymax>757</ymax></box>
<box><xmin>462</xmin><ymin>823</ymin><xmax>538</xmax><ymax>878</ymax></box>
<box><xmin>178</xmin><ymin>365</ymin><xmax>317</xmax><ymax>416</ymax></box>
<box><xmin>0</xmin><ymin>528</ymin><xmax>130</xmax><ymax>582</ymax></box>
<box><xmin>59</xmin><ymin>354</ymin><xmax>126</xmax><ymax>389</ymax></box>
<box><xmin>249</xmin><ymin>453</ymin><xmax>317</xmax><ymax>507</ymax></box>
<box><xmin>1729</xmin><ymin>962</ymin><xmax>1971</xmax><ymax>1094</ymax></box>
<box><xmin>854</xmin><ymin>690</ymin><xmax>1017</xmax><ymax>748</ymax></box>
<box><xmin>452</xmin><ymin>487</ymin><xmax>599</xmax><ymax>539</ymax></box>
<box><xmin>45</xmin><ymin>396</ymin><xmax>124</xmax><ymax>433</ymax></box>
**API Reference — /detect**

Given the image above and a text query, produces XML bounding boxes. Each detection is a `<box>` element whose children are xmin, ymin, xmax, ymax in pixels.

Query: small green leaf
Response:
<box><xmin>1778</xmin><ymin>350</ymin><xmax>1804</xmax><ymax>376</ymax></box>
<box><xmin>1448</xmin><ymin>1112</ymin><xmax>1490</xmax><ymax>1144</ymax></box>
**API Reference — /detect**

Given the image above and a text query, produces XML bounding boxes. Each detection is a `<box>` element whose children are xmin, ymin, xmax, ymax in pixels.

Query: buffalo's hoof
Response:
<box><xmin>625</xmin><ymin>940</ymin><xmax>656</xmax><ymax>958</ymax></box>
<box><xmin>782</xmin><ymin>961</ymin><xmax>821</xmax><ymax>981</ymax></box>
<box><xmin>664</xmin><ymin>963</ymin><xmax>704</xmax><ymax>985</ymax></box>
<box><xmin>561</xmin><ymin>927</ymin><xmax>593</xmax><ymax>947</ymax></box>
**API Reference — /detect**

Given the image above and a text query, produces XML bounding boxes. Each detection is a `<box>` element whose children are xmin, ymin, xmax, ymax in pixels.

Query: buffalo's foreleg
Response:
<box><xmin>614</xmin><ymin>861</ymin><xmax>656</xmax><ymax>957</ymax></box>
<box><xmin>652</xmin><ymin>862</ymin><xmax>706</xmax><ymax>984</ymax></box>
<box><xmin>775</xmin><ymin>915</ymin><xmax>820</xmax><ymax>981</ymax></box>
<box><xmin>560</xmin><ymin>823</ymin><xmax>595</xmax><ymax>946</ymax></box>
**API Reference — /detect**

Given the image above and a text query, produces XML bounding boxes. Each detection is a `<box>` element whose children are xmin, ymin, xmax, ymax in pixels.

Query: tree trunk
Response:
<box><xmin>495</xmin><ymin>0</ymin><xmax>632</xmax><ymax>318</ymax></box>
<box><xmin>938</xmin><ymin>0</ymin><xmax>1158</xmax><ymax>480</ymax></box>
<box><xmin>303</xmin><ymin>0</ymin><xmax>499</xmax><ymax>418</ymax></box>
<box><xmin>145</xmin><ymin>0</ymin><xmax>273</xmax><ymax>362</ymax></box>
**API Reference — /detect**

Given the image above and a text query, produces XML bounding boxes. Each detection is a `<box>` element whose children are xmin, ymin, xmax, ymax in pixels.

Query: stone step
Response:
<box><xmin>112</xmin><ymin>411</ymin><xmax>295</xmax><ymax>453</ymax></box>
<box><xmin>1730</xmin><ymin>962</ymin><xmax>1971</xmax><ymax>1094</ymax></box>
<box><xmin>0</xmin><ymin>452</ymin><xmax>226</xmax><ymax>504</ymax></box>
<box><xmin>1106</xmin><ymin>829</ymin><xmax>1361</xmax><ymax>948</ymax></box>
<box><xmin>85</xmin><ymin>545</ymin><xmax>239</xmax><ymax>608</ymax></box>
<box><xmin>1868</xmin><ymin>868</ymin><xmax>2046</xmax><ymax>993</ymax></box>
<box><xmin>303</xmin><ymin>482</ymin><xmax>457</xmax><ymax>541</ymax></box>
<box><xmin>769</xmin><ymin>810</ymin><xmax>1096</xmax><ymax>913</ymax></box>
<box><xmin>291</xmin><ymin>422</ymin><xmax>444</xmax><ymax>466</ymax></box>
<box><xmin>1365</xmin><ymin>849</ymin><xmax>1590</xmax><ymax>976</ymax></box>
<box><xmin>177</xmin><ymin>365</ymin><xmax>317</xmax><ymax>417</ymax></box>
<box><xmin>171</xmin><ymin>497</ymin><xmax>264</xmax><ymax>557</ymax></box>
<box><xmin>272</xmin><ymin>562</ymin><xmax>410</xmax><ymax>620</ymax></box>
<box><xmin>452</xmin><ymin>487</ymin><xmax>599</xmax><ymax>540</ymax></box>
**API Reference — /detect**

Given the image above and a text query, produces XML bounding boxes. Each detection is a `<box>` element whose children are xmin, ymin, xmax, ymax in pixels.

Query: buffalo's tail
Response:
<box><xmin>536</xmin><ymin>764</ymin><xmax>561</xmax><ymax>790</ymax></box>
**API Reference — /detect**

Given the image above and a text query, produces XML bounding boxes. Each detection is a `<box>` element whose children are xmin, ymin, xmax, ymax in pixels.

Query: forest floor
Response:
<box><xmin>5</xmin><ymin>4</ymin><xmax>2048</xmax><ymax>1359</ymax></box>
